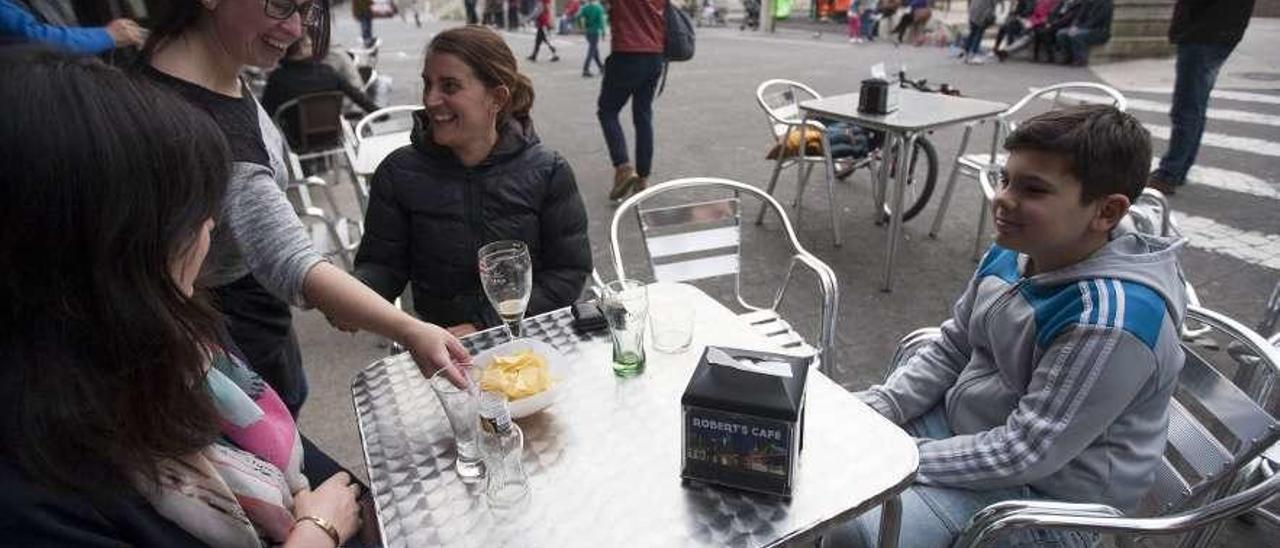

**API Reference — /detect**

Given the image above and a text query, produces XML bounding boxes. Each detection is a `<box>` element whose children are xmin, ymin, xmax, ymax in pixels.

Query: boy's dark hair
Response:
<box><xmin>1003</xmin><ymin>104</ymin><xmax>1151</xmax><ymax>202</ymax></box>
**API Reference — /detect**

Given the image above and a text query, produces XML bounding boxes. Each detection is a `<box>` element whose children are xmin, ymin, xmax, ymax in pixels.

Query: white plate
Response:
<box><xmin>470</xmin><ymin>338</ymin><xmax>567</xmax><ymax>419</ymax></box>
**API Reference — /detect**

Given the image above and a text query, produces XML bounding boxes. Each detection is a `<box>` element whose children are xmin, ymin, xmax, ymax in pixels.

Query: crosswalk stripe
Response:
<box><xmin>1174</xmin><ymin>212</ymin><xmax>1280</xmax><ymax>271</ymax></box>
<box><xmin>1150</xmin><ymin>160</ymin><xmax>1280</xmax><ymax>200</ymax></box>
<box><xmin>1122</xmin><ymin>87</ymin><xmax>1280</xmax><ymax>107</ymax></box>
<box><xmin>1055</xmin><ymin>91</ymin><xmax>1280</xmax><ymax>127</ymax></box>
<box><xmin>1145</xmin><ymin>124</ymin><xmax>1280</xmax><ymax>158</ymax></box>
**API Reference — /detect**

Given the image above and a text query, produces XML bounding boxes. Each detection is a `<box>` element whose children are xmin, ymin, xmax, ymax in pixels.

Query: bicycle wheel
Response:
<box><xmin>882</xmin><ymin>136</ymin><xmax>938</xmax><ymax>222</ymax></box>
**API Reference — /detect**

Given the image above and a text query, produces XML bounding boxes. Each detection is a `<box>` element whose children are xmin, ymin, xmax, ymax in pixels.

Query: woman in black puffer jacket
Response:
<box><xmin>355</xmin><ymin>27</ymin><xmax>591</xmax><ymax>334</ymax></box>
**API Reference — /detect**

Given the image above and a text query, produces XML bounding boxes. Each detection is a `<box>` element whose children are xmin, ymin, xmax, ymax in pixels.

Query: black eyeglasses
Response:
<box><xmin>264</xmin><ymin>0</ymin><xmax>321</xmax><ymax>25</ymax></box>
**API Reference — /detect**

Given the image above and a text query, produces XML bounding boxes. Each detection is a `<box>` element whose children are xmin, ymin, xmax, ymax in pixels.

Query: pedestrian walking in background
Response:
<box><xmin>579</xmin><ymin>0</ymin><xmax>607</xmax><ymax>77</ymax></box>
<box><xmin>596</xmin><ymin>0</ymin><xmax>665</xmax><ymax>201</ymax></box>
<box><xmin>963</xmin><ymin>0</ymin><xmax>997</xmax><ymax>63</ymax></box>
<box><xmin>0</xmin><ymin>0</ymin><xmax>146</xmax><ymax>53</ymax></box>
<box><xmin>353</xmin><ymin>0</ymin><xmax>377</xmax><ymax>46</ymax></box>
<box><xmin>1148</xmin><ymin>0</ymin><xmax>1255</xmax><ymax>195</ymax></box>
<box><xmin>527</xmin><ymin>0</ymin><xmax>560</xmax><ymax>62</ymax></box>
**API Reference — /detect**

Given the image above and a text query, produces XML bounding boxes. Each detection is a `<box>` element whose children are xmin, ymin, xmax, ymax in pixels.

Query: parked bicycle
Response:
<box><xmin>825</xmin><ymin>70</ymin><xmax>957</xmax><ymax>222</ymax></box>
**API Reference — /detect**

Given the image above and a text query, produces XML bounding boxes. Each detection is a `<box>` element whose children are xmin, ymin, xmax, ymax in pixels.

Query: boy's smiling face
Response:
<box><xmin>993</xmin><ymin>149</ymin><xmax>1127</xmax><ymax>274</ymax></box>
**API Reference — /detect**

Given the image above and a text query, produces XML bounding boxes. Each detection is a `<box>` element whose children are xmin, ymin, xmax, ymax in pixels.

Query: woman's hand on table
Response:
<box><xmin>401</xmin><ymin>320</ymin><xmax>472</xmax><ymax>387</ymax></box>
<box><xmin>289</xmin><ymin>472</ymin><xmax>361</xmax><ymax>547</ymax></box>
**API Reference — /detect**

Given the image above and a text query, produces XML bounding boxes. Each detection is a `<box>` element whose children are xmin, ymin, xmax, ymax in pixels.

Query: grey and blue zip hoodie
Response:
<box><xmin>857</xmin><ymin>228</ymin><xmax>1188</xmax><ymax>512</ymax></box>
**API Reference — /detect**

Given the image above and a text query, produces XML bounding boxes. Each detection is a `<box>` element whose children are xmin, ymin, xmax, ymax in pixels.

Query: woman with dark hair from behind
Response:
<box><xmin>140</xmin><ymin>0</ymin><xmax>471</xmax><ymax>418</ymax></box>
<box><xmin>0</xmin><ymin>47</ymin><xmax>360</xmax><ymax>547</ymax></box>
<box><xmin>355</xmin><ymin>26</ymin><xmax>591</xmax><ymax>336</ymax></box>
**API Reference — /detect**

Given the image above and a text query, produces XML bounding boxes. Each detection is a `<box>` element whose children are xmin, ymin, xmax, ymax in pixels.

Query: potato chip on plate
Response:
<box><xmin>471</xmin><ymin>338</ymin><xmax>567</xmax><ymax>418</ymax></box>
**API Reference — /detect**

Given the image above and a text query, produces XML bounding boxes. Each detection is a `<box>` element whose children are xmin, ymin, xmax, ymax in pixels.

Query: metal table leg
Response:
<box><xmin>878</xmin><ymin>494</ymin><xmax>903</xmax><ymax>548</ymax></box>
<box><xmin>882</xmin><ymin>131</ymin><xmax>917</xmax><ymax>292</ymax></box>
<box><xmin>929</xmin><ymin>122</ymin><xmax>974</xmax><ymax>238</ymax></box>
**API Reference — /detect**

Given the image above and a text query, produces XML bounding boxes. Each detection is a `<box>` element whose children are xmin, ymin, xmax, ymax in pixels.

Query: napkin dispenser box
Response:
<box><xmin>857</xmin><ymin>77</ymin><xmax>898</xmax><ymax>115</ymax></box>
<box><xmin>680</xmin><ymin>346</ymin><xmax>810</xmax><ymax>498</ymax></box>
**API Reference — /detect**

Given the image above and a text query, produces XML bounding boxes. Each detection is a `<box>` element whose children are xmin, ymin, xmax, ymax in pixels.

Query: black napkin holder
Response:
<box><xmin>680</xmin><ymin>346</ymin><xmax>810</xmax><ymax>498</ymax></box>
<box><xmin>857</xmin><ymin>77</ymin><xmax>898</xmax><ymax>115</ymax></box>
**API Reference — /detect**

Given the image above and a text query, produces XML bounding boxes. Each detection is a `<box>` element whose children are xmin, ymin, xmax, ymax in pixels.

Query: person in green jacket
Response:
<box><xmin>577</xmin><ymin>0</ymin><xmax>606</xmax><ymax>77</ymax></box>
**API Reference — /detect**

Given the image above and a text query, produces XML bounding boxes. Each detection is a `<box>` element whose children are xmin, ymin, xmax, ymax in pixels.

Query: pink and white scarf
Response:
<box><xmin>139</xmin><ymin>347</ymin><xmax>308</xmax><ymax>547</ymax></box>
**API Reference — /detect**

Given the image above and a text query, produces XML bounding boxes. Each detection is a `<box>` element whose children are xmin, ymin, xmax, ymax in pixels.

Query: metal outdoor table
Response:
<box><xmin>351</xmin><ymin>283</ymin><xmax>919</xmax><ymax>547</ymax></box>
<box><xmin>800</xmin><ymin>90</ymin><xmax>1008</xmax><ymax>292</ymax></box>
<box><xmin>354</xmin><ymin>131</ymin><xmax>412</xmax><ymax>176</ymax></box>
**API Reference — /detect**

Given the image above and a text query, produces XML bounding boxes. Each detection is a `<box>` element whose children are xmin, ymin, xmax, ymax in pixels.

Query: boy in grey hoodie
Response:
<box><xmin>830</xmin><ymin>105</ymin><xmax>1187</xmax><ymax>548</ymax></box>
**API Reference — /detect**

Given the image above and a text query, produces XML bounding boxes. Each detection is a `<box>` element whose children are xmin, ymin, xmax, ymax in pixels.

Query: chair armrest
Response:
<box><xmin>769</xmin><ymin>252</ymin><xmax>839</xmax><ymax>374</ymax></box>
<box><xmin>955</xmin><ymin>471</ymin><xmax>1280</xmax><ymax>548</ymax></box>
<box><xmin>886</xmin><ymin>328</ymin><xmax>941</xmax><ymax>379</ymax></box>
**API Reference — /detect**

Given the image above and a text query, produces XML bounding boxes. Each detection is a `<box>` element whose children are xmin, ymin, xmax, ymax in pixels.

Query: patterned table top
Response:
<box><xmin>352</xmin><ymin>283</ymin><xmax>918</xmax><ymax>547</ymax></box>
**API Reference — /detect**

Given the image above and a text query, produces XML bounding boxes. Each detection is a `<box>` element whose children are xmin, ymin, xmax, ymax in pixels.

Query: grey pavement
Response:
<box><xmin>294</xmin><ymin>10</ymin><xmax>1280</xmax><ymax>545</ymax></box>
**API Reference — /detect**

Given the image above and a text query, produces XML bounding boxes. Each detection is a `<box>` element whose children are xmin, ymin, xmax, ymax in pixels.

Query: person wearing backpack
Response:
<box><xmin>596</xmin><ymin>0</ymin><xmax>665</xmax><ymax>202</ymax></box>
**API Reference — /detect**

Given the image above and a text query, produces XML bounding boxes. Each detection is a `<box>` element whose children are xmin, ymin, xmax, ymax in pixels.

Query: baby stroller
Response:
<box><xmin>741</xmin><ymin>0</ymin><xmax>760</xmax><ymax>30</ymax></box>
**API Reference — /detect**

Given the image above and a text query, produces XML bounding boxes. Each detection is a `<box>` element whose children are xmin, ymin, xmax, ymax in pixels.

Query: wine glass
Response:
<box><xmin>478</xmin><ymin>240</ymin><xmax>532</xmax><ymax>339</ymax></box>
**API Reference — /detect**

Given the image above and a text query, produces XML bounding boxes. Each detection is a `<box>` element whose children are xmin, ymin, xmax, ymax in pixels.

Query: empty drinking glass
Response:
<box><xmin>429</xmin><ymin>368</ymin><xmax>484</xmax><ymax>482</ymax></box>
<box><xmin>601</xmin><ymin>279</ymin><xmax>648</xmax><ymax>377</ymax></box>
<box><xmin>649</xmin><ymin>293</ymin><xmax>694</xmax><ymax>354</ymax></box>
<box><xmin>478</xmin><ymin>241</ymin><xmax>532</xmax><ymax>339</ymax></box>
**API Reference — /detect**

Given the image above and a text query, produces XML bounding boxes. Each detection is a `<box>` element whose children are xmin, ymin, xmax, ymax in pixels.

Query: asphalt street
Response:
<box><xmin>292</xmin><ymin>11</ymin><xmax>1280</xmax><ymax>545</ymax></box>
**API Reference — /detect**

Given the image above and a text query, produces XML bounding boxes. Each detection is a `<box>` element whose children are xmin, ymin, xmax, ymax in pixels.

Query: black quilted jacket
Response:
<box><xmin>354</xmin><ymin>112</ymin><xmax>591</xmax><ymax>328</ymax></box>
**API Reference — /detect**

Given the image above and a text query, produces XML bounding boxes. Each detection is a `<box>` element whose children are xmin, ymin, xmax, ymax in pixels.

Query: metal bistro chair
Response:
<box><xmin>888</xmin><ymin>307</ymin><xmax>1280</xmax><ymax>548</ymax></box>
<box><xmin>354</xmin><ymin>104</ymin><xmax>419</xmax><ymax>146</ymax></box>
<box><xmin>607</xmin><ymin>177</ymin><xmax>839</xmax><ymax>374</ymax></box>
<box><xmin>927</xmin><ymin>82</ymin><xmax>1127</xmax><ymax>260</ymax></box>
<box><xmin>283</xmin><ymin>148</ymin><xmax>361</xmax><ymax>270</ymax></box>
<box><xmin>754</xmin><ymin>79</ymin><xmax>845</xmax><ymax>245</ymax></box>
<box><xmin>271</xmin><ymin>91</ymin><xmax>350</xmax><ymax>173</ymax></box>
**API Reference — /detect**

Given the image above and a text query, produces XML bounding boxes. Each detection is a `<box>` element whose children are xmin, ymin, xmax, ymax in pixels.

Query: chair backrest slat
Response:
<box><xmin>639</xmin><ymin>198</ymin><xmax>740</xmax><ymax>284</ymax></box>
<box><xmin>645</xmin><ymin>226</ymin><xmax>740</xmax><ymax>259</ymax></box>
<box><xmin>1145</xmin><ymin>456</ymin><xmax>1193</xmax><ymax>513</ymax></box>
<box><xmin>652</xmin><ymin>254</ymin><xmax>740</xmax><ymax>283</ymax></box>
<box><xmin>1179</xmin><ymin>348</ymin><xmax>1278</xmax><ymax>452</ymax></box>
<box><xmin>1165</xmin><ymin>400</ymin><xmax>1234</xmax><ymax>482</ymax></box>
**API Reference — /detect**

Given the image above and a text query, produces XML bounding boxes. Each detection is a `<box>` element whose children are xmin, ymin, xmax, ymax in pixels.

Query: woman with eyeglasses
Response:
<box><xmin>139</xmin><ymin>0</ymin><xmax>472</xmax><ymax>420</ymax></box>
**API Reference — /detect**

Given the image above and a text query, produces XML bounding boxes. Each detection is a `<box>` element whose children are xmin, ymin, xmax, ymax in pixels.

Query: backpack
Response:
<box><xmin>659</xmin><ymin>1</ymin><xmax>695</xmax><ymax>96</ymax></box>
<box><xmin>664</xmin><ymin>1</ymin><xmax>696</xmax><ymax>62</ymax></box>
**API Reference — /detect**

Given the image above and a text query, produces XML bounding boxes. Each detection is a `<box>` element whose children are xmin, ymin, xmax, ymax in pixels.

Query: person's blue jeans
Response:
<box><xmin>596</xmin><ymin>53</ymin><xmax>664</xmax><ymax>177</ymax></box>
<box><xmin>1153</xmin><ymin>42</ymin><xmax>1236</xmax><ymax>186</ymax></box>
<box><xmin>358</xmin><ymin>15</ymin><xmax>374</xmax><ymax>47</ymax></box>
<box><xmin>823</xmin><ymin>407</ymin><xmax>1099</xmax><ymax>548</ymax></box>
<box><xmin>965</xmin><ymin>22</ymin><xmax>991</xmax><ymax>55</ymax></box>
<box><xmin>583</xmin><ymin>31</ymin><xmax>604</xmax><ymax>75</ymax></box>
<box><xmin>1055</xmin><ymin>27</ymin><xmax>1106</xmax><ymax>65</ymax></box>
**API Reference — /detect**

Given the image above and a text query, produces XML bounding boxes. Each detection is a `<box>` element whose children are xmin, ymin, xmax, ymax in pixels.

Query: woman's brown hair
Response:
<box><xmin>0</xmin><ymin>47</ymin><xmax>228</xmax><ymax>497</ymax></box>
<box><xmin>425</xmin><ymin>26</ymin><xmax>535</xmax><ymax>125</ymax></box>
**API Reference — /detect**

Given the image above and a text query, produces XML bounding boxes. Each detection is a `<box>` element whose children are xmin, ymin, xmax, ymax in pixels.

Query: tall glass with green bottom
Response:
<box><xmin>601</xmin><ymin>279</ymin><xmax>648</xmax><ymax>377</ymax></box>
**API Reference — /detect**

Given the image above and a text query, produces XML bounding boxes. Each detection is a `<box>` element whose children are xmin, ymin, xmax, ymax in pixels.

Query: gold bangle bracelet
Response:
<box><xmin>295</xmin><ymin>515</ymin><xmax>341</xmax><ymax>547</ymax></box>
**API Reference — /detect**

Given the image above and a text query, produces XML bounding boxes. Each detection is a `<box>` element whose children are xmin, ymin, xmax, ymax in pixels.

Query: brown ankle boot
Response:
<box><xmin>609</xmin><ymin>165</ymin><xmax>636</xmax><ymax>201</ymax></box>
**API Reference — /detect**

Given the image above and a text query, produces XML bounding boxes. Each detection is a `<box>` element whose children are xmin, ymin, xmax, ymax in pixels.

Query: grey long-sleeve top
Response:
<box><xmin>146</xmin><ymin>66</ymin><xmax>324</xmax><ymax>306</ymax></box>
